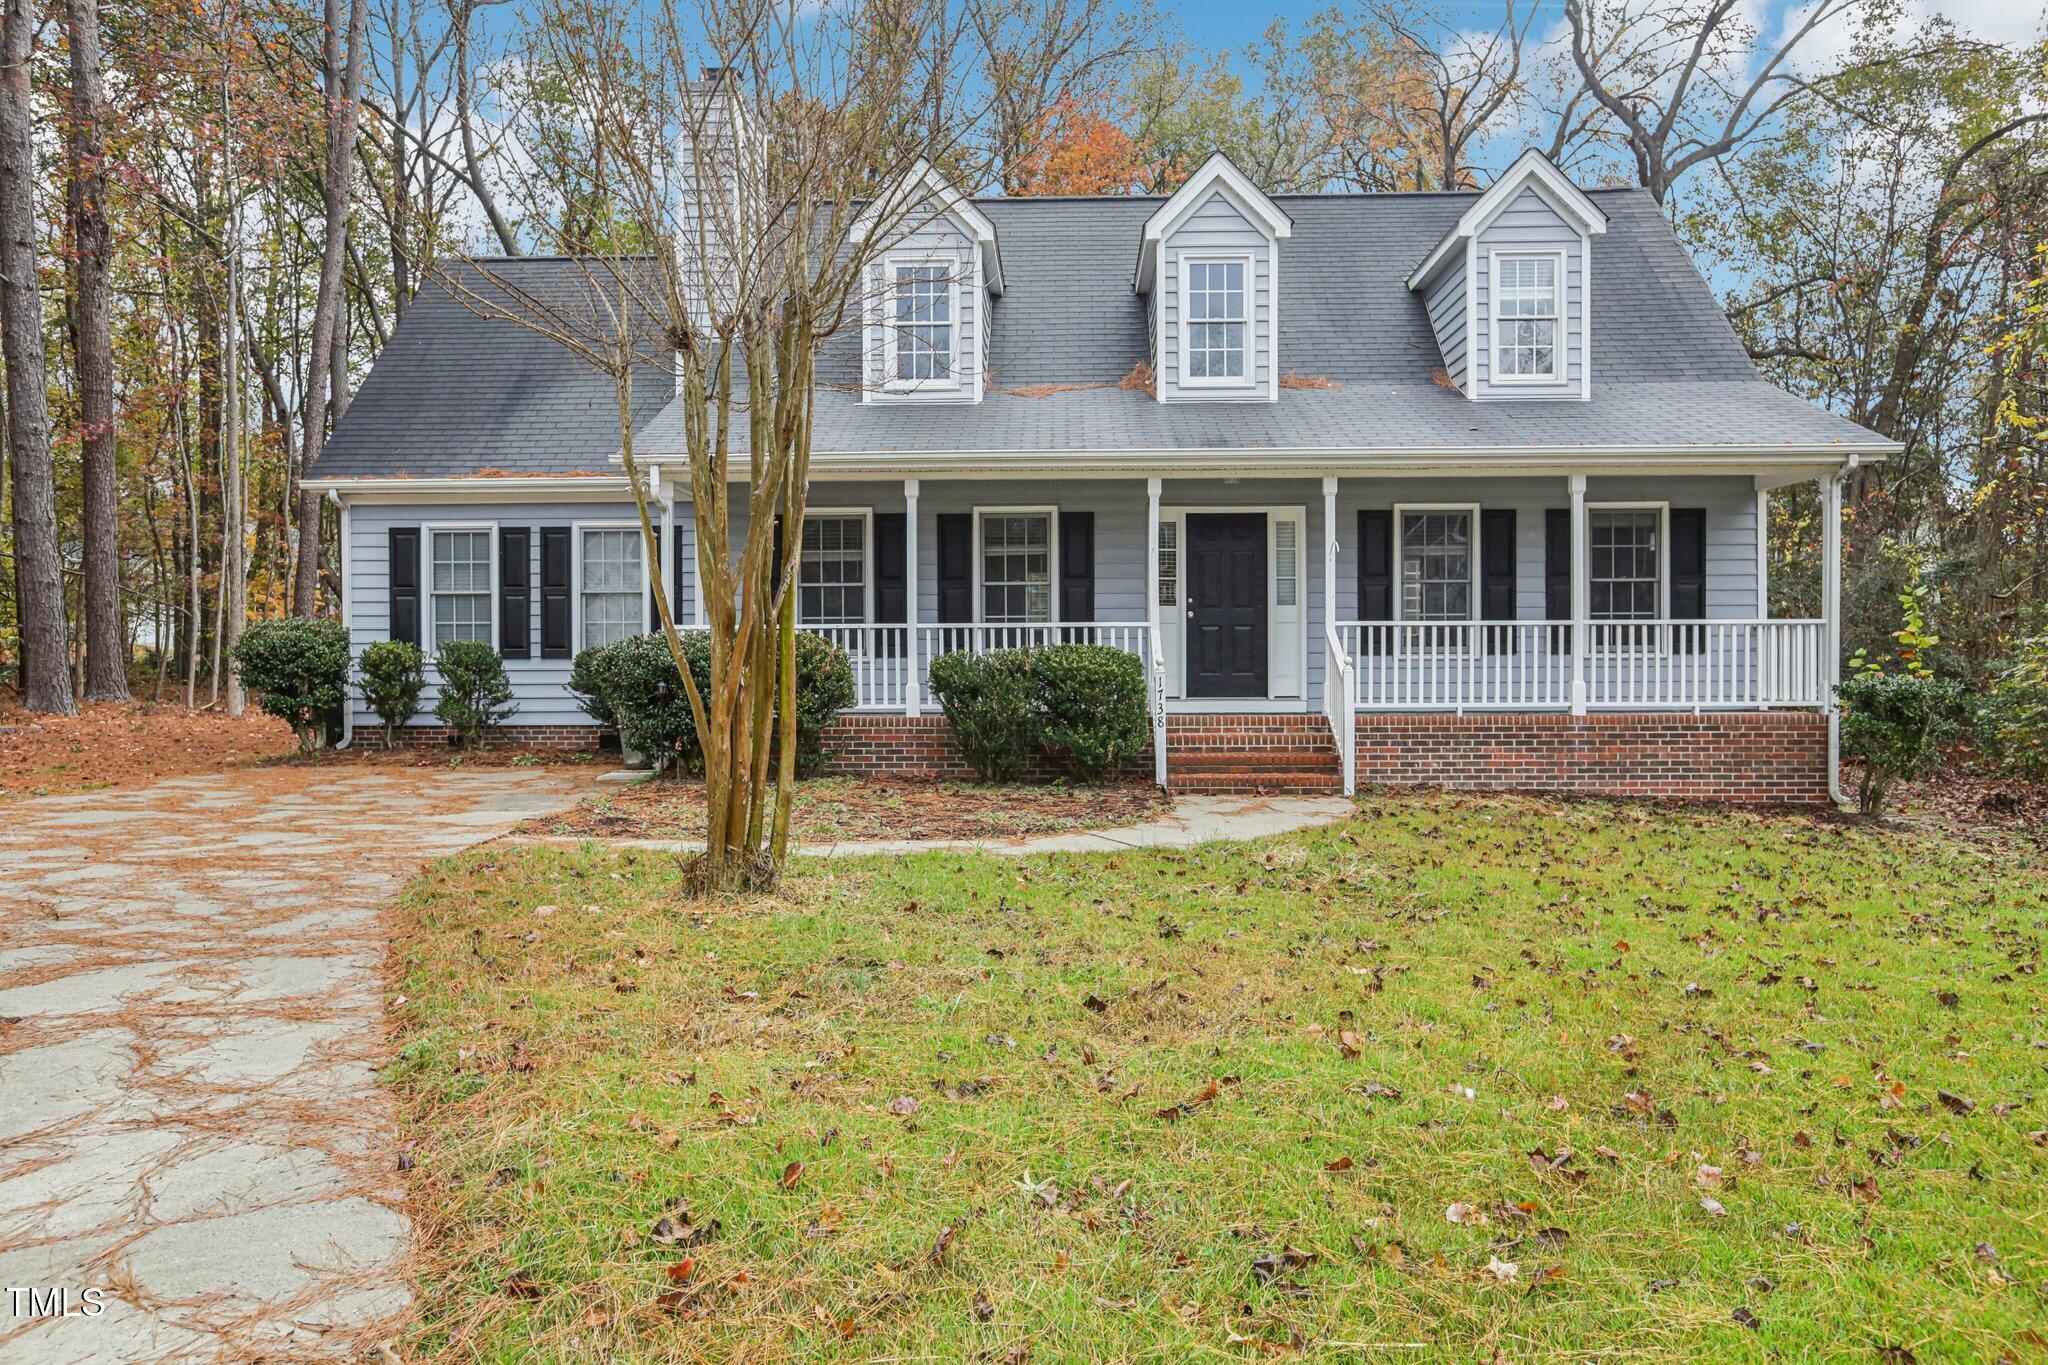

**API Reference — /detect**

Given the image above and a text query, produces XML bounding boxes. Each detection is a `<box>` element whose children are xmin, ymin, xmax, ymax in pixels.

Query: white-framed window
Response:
<box><xmin>798</xmin><ymin>512</ymin><xmax>869</xmax><ymax>625</ymax></box>
<box><xmin>976</xmin><ymin>509</ymin><xmax>1055</xmax><ymax>624</ymax></box>
<box><xmin>1396</xmin><ymin>507</ymin><xmax>1477</xmax><ymax>623</ymax></box>
<box><xmin>1182</xmin><ymin>256</ymin><xmax>1249</xmax><ymax>385</ymax></box>
<box><xmin>577</xmin><ymin>525</ymin><xmax>645</xmax><ymax>652</ymax></box>
<box><xmin>1493</xmin><ymin>252</ymin><xmax>1561</xmax><ymax>382</ymax></box>
<box><xmin>1273</xmin><ymin>519</ymin><xmax>1298</xmax><ymax>608</ymax></box>
<box><xmin>427</xmin><ymin>526</ymin><xmax>495</xmax><ymax>652</ymax></box>
<box><xmin>887</xmin><ymin>260</ymin><xmax>956</xmax><ymax>388</ymax></box>
<box><xmin>1588</xmin><ymin>506</ymin><xmax>1665</xmax><ymax>621</ymax></box>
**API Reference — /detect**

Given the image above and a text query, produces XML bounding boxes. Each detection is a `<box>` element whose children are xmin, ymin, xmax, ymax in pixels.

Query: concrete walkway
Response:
<box><xmin>0</xmin><ymin>766</ymin><xmax>595</xmax><ymax>1363</ymax></box>
<box><xmin>517</xmin><ymin>792</ymin><xmax>1356</xmax><ymax>858</ymax></box>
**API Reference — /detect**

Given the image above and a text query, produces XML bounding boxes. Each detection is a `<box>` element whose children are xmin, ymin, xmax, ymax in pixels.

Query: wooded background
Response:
<box><xmin>0</xmin><ymin>0</ymin><xmax>2042</xmax><ymax>716</ymax></box>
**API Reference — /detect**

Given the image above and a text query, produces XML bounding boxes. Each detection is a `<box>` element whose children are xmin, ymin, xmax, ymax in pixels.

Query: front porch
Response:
<box><xmin>662</xmin><ymin>460</ymin><xmax>1851</xmax><ymax>801</ymax></box>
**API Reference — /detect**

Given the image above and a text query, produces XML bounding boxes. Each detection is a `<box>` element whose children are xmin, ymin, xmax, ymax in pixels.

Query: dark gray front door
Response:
<box><xmin>1185</xmin><ymin>513</ymin><xmax>1268</xmax><ymax>699</ymax></box>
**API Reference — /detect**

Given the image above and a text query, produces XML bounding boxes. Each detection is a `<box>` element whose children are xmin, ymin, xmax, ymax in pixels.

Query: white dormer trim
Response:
<box><xmin>850</xmin><ymin>159</ymin><xmax>1003</xmax><ymax>295</ymax></box>
<box><xmin>1133</xmin><ymin>152</ymin><xmax>1292</xmax><ymax>293</ymax></box>
<box><xmin>1407</xmin><ymin>149</ymin><xmax>1606</xmax><ymax>292</ymax></box>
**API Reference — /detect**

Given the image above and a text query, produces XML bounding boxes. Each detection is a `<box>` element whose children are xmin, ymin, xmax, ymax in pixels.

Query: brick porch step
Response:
<box><xmin>1164</xmin><ymin>713</ymin><xmax>1345</xmax><ymax>795</ymax></box>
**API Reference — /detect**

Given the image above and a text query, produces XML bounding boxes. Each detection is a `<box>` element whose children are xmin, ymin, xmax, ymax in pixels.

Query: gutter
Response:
<box><xmin>328</xmin><ymin>488</ymin><xmax>354</xmax><ymax>750</ymax></box>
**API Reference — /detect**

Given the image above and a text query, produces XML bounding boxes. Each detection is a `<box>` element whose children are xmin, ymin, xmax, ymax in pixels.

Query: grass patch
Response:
<box><xmin>387</xmin><ymin>794</ymin><xmax>2048</xmax><ymax>1360</ymax></box>
<box><xmin>514</xmin><ymin>777</ymin><xmax>1168</xmax><ymax>843</ymax></box>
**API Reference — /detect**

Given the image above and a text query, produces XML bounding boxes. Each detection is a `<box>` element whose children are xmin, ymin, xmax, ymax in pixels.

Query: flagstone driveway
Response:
<box><xmin>0</xmin><ymin>764</ymin><xmax>600</xmax><ymax>1363</ymax></box>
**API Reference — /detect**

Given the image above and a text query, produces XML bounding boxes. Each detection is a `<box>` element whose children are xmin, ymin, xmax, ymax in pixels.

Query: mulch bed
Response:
<box><xmin>516</xmin><ymin>775</ymin><xmax>1170</xmax><ymax>843</ymax></box>
<box><xmin>0</xmin><ymin>701</ymin><xmax>298</xmax><ymax>800</ymax></box>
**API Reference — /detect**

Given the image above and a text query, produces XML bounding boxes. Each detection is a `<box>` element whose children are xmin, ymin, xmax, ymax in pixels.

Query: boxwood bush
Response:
<box><xmin>227</xmin><ymin>617</ymin><xmax>352</xmax><ymax>751</ymax></box>
<box><xmin>432</xmin><ymin>640</ymin><xmax>516</xmax><ymax>749</ymax></box>
<box><xmin>1031</xmin><ymin>643</ymin><xmax>1148</xmax><ymax>781</ymax></box>
<box><xmin>926</xmin><ymin>649</ymin><xmax>1038</xmax><ymax>781</ymax></box>
<box><xmin>570</xmin><ymin>629</ymin><xmax>854</xmax><ymax>777</ymax></box>
<box><xmin>357</xmin><ymin>640</ymin><xmax>426</xmax><ymax>748</ymax></box>
<box><xmin>926</xmin><ymin>643</ymin><xmax>1148</xmax><ymax>784</ymax></box>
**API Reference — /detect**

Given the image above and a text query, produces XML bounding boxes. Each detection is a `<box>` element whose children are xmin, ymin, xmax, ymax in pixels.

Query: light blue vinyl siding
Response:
<box><xmin>1472</xmin><ymin>186</ymin><xmax>1585</xmax><ymax>400</ymax></box>
<box><xmin>1157</xmin><ymin>189</ymin><xmax>1275</xmax><ymax>401</ymax></box>
<box><xmin>347</xmin><ymin>500</ymin><xmax>655</xmax><ymax>729</ymax></box>
<box><xmin>1425</xmin><ymin>266</ymin><xmax>1469</xmax><ymax>391</ymax></box>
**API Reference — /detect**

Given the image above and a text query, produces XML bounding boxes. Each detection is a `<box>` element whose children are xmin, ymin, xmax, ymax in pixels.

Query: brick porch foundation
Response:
<box><xmin>394</xmin><ymin>723</ymin><xmax>608</xmax><ymax>752</ymax></box>
<box><xmin>819</xmin><ymin>714</ymin><xmax>1152</xmax><ymax>782</ymax></box>
<box><xmin>1352</xmin><ymin>711</ymin><xmax>1830</xmax><ymax>805</ymax></box>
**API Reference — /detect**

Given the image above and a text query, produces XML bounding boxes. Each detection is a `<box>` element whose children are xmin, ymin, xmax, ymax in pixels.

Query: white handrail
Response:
<box><xmin>1323</xmin><ymin>624</ymin><xmax>1356</xmax><ymax>795</ymax></box>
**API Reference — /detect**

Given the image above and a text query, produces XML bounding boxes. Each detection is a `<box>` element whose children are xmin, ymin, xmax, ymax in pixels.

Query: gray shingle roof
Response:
<box><xmin>313</xmin><ymin>258</ymin><xmax>673</xmax><ymax>479</ymax></box>
<box><xmin>318</xmin><ymin>188</ymin><xmax>1887</xmax><ymax>480</ymax></box>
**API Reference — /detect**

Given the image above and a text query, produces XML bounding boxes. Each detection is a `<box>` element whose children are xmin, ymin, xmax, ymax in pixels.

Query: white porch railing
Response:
<box><xmin>1336</xmin><ymin>619</ymin><xmax>1828</xmax><ymax>712</ymax></box>
<box><xmin>809</xmin><ymin>622</ymin><xmax>1153</xmax><ymax>714</ymax></box>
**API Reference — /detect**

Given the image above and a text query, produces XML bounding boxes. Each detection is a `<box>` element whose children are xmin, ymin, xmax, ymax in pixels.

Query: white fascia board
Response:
<box><xmin>851</xmin><ymin>159</ymin><xmax>1003</xmax><ymax>296</ymax></box>
<box><xmin>1133</xmin><ymin>152</ymin><xmax>1292</xmax><ymax>292</ymax></box>
<box><xmin>1407</xmin><ymin>149</ymin><xmax>1608</xmax><ymax>292</ymax></box>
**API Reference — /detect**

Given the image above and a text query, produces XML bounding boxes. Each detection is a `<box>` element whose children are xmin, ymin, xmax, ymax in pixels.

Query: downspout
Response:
<box><xmin>328</xmin><ymin>488</ymin><xmax>354</xmax><ymax>749</ymax></box>
<box><xmin>1824</xmin><ymin>455</ymin><xmax>1860</xmax><ymax>808</ymax></box>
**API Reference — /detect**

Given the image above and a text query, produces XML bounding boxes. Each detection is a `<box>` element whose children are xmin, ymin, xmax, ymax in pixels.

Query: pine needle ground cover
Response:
<box><xmin>386</xmin><ymin>796</ymin><xmax>2047</xmax><ymax>1361</ymax></box>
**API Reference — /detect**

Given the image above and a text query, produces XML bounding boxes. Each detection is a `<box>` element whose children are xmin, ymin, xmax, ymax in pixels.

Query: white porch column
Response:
<box><xmin>1569</xmin><ymin>473</ymin><xmax>1589</xmax><ymax>715</ymax></box>
<box><xmin>1321</xmin><ymin>475</ymin><xmax>1338</xmax><ymax>631</ymax></box>
<box><xmin>1147</xmin><ymin>477</ymin><xmax>1166</xmax><ymax>788</ymax></box>
<box><xmin>903</xmin><ymin>477</ymin><xmax>921</xmax><ymax>716</ymax></box>
<box><xmin>1754</xmin><ymin>486</ymin><xmax>1770</xmax><ymax>619</ymax></box>
<box><xmin>658</xmin><ymin>475</ymin><xmax>674</xmax><ymax>628</ymax></box>
<box><xmin>1822</xmin><ymin>466</ymin><xmax>1843</xmax><ymax>712</ymax></box>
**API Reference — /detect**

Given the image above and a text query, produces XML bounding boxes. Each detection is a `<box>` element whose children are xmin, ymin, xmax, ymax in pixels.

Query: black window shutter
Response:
<box><xmin>1059</xmin><ymin>511</ymin><xmax>1094</xmax><ymax>627</ymax></box>
<box><xmin>873</xmin><ymin>513</ymin><xmax>907</xmax><ymax>623</ymax></box>
<box><xmin>1356</xmin><ymin>510</ymin><xmax>1393</xmax><ymax>619</ymax></box>
<box><xmin>1544</xmin><ymin>508</ymin><xmax>1572</xmax><ymax>654</ymax></box>
<box><xmin>936</xmin><ymin>513</ymin><xmax>972</xmax><ymax>623</ymax></box>
<box><xmin>1670</xmin><ymin>507</ymin><xmax>1707</xmax><ymax>652</ymax></box>
<box><xmin>539</xmin><ymin>526</ymin><xmax>572</xmax><ymax>658</ymax></box>
<box><xmin>499</xmin><ymin>527</ymin><xmax>531</xmax><ymax>658</ymax></box>
<box><xmin>1356</xmin><ymin>509</ymin><xmax>1393</xmax><ymax>654</ymax></box>
<box><xmin>388</xmin><ymin>527</ymin><xmax>420</xmax><ymax>648</ymax></box>
<box><xmin>1480</xmin><ymin>508</ymin><xmax>1517</xmax><ymax>653</ymax></box>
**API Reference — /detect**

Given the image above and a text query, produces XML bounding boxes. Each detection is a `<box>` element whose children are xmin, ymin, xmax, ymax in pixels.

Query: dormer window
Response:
<box><xmin>889</xmin><ymin>262</ymin><xmax>956</xmax><ymax>389</ymax></box>
<box><xmin>1493</xmin><ymin>253</ymin><xmax>1560</xmax><ymax>382</ymax></box>
<box><xmin>1184</xmin><ymin>257</ymin><xmax>1249</xmax><ymax>386</ymax></box>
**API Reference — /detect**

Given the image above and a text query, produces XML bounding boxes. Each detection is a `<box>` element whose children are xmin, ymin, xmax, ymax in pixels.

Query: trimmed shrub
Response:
<box><xmin>571</xmin><ymin>632</ymin><xmax>708</xmax><ymax>774</ymax></box>
<box><xmin>357</xmin><ymin>640</ymin><xmax>426</xmax><ymax>748</ymax></box>
<box><xmin>1979</xmin><ymin>635</ymin><xmax>2048</xmax><ymax>782</ymax></box>
<box><xmin>568</xmin><ymin>629</ymin><xmax>854</xmax><ymax>777</ymax></box>
<box><xmin>927</xmin><ymin>649</ymin><xmax>1037</xmax><ymax>781</ymax></box>
<box><xmin>432</xmin><ymin>640</ymin><xmax>516</xmax><ymax>749</ymax></box>
<box><xmin>1837</xmin><ymin>672</ymin><xmax>1963</xmax><ymax>816</ymax></box>
<box><xmin>228</xmin><ymin>617</ymin><xmax>351</xmax><ymax>752</ymax></box>
<box><xmin>1031</xmin><ymin>643</ymin><xmax>1146</xmax><ymax>782</ymax></box>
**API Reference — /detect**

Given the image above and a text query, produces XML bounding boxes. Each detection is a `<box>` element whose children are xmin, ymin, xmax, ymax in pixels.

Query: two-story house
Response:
<box><xmin>307</xmin><ymin>147</ymin><xmax>1894</xmax><ymax>803</ymax></box>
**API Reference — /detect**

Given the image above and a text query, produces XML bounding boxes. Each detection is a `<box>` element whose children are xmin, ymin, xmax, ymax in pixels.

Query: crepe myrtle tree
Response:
<box><xmin>439</xmin><ymin>0</ymin><xmax>1004</xmax><ymax>891</ymax></box>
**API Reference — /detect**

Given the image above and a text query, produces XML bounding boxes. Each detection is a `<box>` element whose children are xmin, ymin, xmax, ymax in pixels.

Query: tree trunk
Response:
<box><xmin>68</xmin><ymin>0</ymin><xmax>127</xmax><ymax>701</ymax></box>
<box><xmin>294</xmin><ymin>0</ymin><xmax>369</xmax><ymax>617</ymax></box>
<box><xmin>0</xmin><ymin>0</ymin><xmax>76</xmax><ymax>714</ymax></box>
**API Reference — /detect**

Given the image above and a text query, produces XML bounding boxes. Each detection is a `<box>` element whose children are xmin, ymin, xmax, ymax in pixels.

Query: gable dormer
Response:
<box><xmin>1134</xmin><ymin>153</ymin><xmax>1291</xmax><ymax>403</ymax></box>
<box><xmin>1408</xmin><ymin>150</ymin><xmax>1605</xmax><ymax>402</ymax></box>
<box><xmin>852</xmin><ymin>161</ymin><xmax>1002</xmax><ymax>404</ymax></box>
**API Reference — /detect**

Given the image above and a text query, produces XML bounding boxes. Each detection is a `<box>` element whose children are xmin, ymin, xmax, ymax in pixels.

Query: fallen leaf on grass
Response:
<box><xmin>1938</xmin><ymin>1090</ymin><xmax>1976</xmax><ymax>1115</ymax></box>
<box><xmin>666</xmin><ymin>1259</ymin><xmax>695</xmax><ymax>1285</ymax></box>
<box><xmin>1445</xmin><ymin>1202</ymin><xmax>1489</xmax><ymax>1227</ymax></box>
<box><xmin>1251</xmin><ymin>1245</ymin><xmax>1318</xmax><ymax>1285</ymax></box>
<box><xmin>1732</xmin><ymin>1305</ymin><xmax>1760</xmax><ymax>1330</ymax></box>
<box><xmin>1485</xmin><ymin>1256</ymin><xmax>1520</xmax><ymax>1282</ymax></box>
<box><xmin>888</xmin><ymin>1095</ymin><xmax>918</xmax><ymax>1116</ymax></box>
<box><xmin>1699</xmin><ymin>1197</ymin><xmax>1728</xmax><ymax>1218</ymax></box>
<box><xmin>780</xmin><ymin>1161</ymin><xmax>803</xmax><ymax>1190</ymax></box>
<box><xmin>1155</xmin><ymin>1078</ymin><xmax>1225</xmax><ymax>1121</ymax></box>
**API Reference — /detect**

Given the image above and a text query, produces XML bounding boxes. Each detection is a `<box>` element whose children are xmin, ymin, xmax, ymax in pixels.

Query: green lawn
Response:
<box><xmin>386</xmin><ymin>795</ymin><xmax>2048</xmax><ymax>1361</ymax></box>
